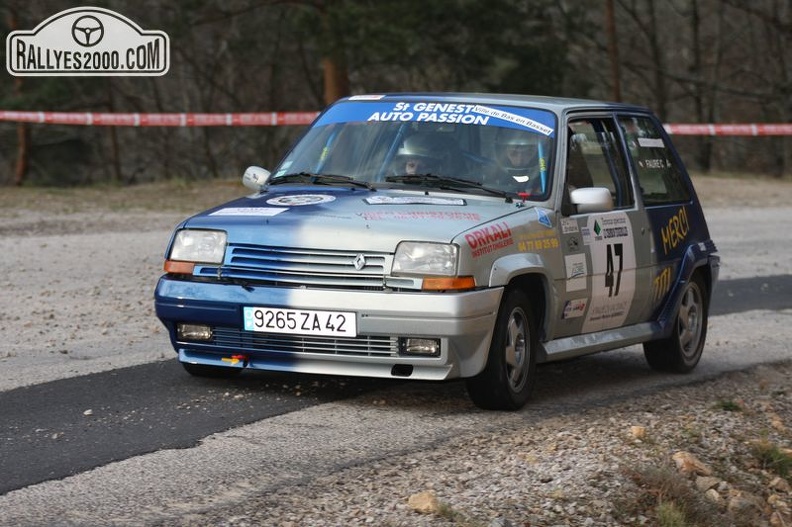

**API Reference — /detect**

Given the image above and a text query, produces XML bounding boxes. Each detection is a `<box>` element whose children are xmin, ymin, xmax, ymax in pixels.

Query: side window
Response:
<box><xmin>567</xmin><ymin>118</ymin><xmax>634</xmax><ymax>209</ymax></box>
<box><xmin>619</xmin><ymin>116</ymin><xmax>691</xmax><ymax>205</ymax></box>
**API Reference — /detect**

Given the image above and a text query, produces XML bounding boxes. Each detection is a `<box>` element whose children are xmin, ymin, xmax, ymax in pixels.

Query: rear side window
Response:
<box><xmin>619</xmin><ymin>116</ymin><xmax>691</xmax><ymax>205</ymax></box>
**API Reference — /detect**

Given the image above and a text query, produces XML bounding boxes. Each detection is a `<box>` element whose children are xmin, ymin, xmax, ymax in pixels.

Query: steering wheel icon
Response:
<box><xmin>71</xmin><ymin>15</ymin><xmax>104</xmax><ymax>47</ymax></box>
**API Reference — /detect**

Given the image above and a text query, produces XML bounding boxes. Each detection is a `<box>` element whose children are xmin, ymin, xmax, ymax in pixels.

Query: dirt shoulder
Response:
<box><xmin>690</xmin><ymin>173</ymin><xmax>791</xmax><ymax>208</ymax></box>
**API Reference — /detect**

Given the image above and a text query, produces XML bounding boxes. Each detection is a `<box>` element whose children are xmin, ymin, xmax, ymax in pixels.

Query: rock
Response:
<box><xmin>768</xmin><ymin>494</ymin><xmax>791</xmax><ymax>515</ymax></box>
<box><xmin>695</xmin><ymin>476</ymin><xmax>721</xmax><ymax>492</ymax></box>
<box><xmin>672</xmin><ymin>451</ymin><xmax>712</xmax><ymax>476</ymax></box>
<box><xmin>769</xmin><ymin>477</ymin><xmax>792</xmax><ymax>494</ymax></box>
<box><xmin>704</xmin><ymin>489</ymin><xmax>722</xmax><ymax>504</ymax></box>
<box><xmin>727</xmin><ymin>491</ymin><xmax>764</xmax><ymax>514</ymax></box>
<box><xmin>408</xmin><ymin>490</ymin><xmax>441</xmax><ymax>514</ymax></box>
<box><xmin>770</xmin><ymin>511</ymin><xmax>792</xmax><ymax>527</ymax></box>
<box><xmin>770</xmin><ymin>417</ymin><xmax>786</xmax><ymax>432</ymax></box>
<box><xmin>629</xmin><ymin>425</ymin><xmax>647</xmax><ymax>441</ymax></box>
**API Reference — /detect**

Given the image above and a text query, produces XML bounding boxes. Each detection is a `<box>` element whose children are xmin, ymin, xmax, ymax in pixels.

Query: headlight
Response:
<box><xmin>169</xmin><ymin>229</ymin><xmax>227</xmax><ymax>264</ymax></box>
<box><xmin>392</xmin><ymin>242</ymin><xmax>457</xmax><ymax>276</ymax></box>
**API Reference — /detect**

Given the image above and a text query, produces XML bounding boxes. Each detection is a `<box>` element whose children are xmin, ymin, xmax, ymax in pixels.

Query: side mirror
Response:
<box><xmin>569</xmin><ymin>187</ymin><xmax>613</xmax><ymax>214</ymax></box>
<box><xmin>242</xmin><ymin>166</ymin><xmax>271</xmax><ymax>191</ymax></box>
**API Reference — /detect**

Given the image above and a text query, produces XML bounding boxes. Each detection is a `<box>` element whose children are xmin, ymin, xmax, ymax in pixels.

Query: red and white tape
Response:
<box><xmin>0</xmin><ymin>110</ymin><xmax>790</xmax><ymax>135</ymax></box>
<box><xmin>0</xmin><ymin>110</ymin><xmax>320</xmax><ymax>127</ymax></box>
<box><xmin>663</xmin><ymin>123</ymin><xmax>792</xmax><ymax>136</ymax></box>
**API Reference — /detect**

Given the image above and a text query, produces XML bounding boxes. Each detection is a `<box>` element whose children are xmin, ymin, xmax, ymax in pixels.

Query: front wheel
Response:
<box><xmin>466</xmin><ymin>289</ymin><xmax>537</xmax><ymax>411</ymax></box>
<box><xmin>644</xmin><ymin>273</ymin><xmax>708</xmax><ymax>372</ymax></box>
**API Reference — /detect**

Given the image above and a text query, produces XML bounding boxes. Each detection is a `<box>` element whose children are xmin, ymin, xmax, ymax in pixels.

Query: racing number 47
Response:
<box><xmin>605</xmin><ymin>243</ymin><xmax>623</xmax><ymax>297</ymax></box>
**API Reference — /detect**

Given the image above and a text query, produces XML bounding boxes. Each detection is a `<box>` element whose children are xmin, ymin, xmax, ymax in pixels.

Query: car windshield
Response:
<box><xmin>272</xmin><ymin>99</ymin><xmax>557</xmax><ymax>199</ymax></box>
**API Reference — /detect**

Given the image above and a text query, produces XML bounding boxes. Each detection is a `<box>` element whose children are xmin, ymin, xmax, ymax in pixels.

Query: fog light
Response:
<box><xmin>400</xmin><ymin>337</ymin><xmax>440</xmax><ymax>356</ymax></box>
<box><xmin>177</xmin><ymin>323</ymin><xmax>213</xmax><ymax>341</ymax></box>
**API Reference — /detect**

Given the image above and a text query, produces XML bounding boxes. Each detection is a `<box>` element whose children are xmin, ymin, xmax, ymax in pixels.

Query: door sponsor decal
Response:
<box><xmin>560</xmin><ymin>217</ymin><xmax>579</xmax><ymax>234</ymax></box>
<box><xmin>563</xmin><ymin>298</ymin><xmax>588</xmax><ymax>319</ymax></box>
<box><xmin>565</xmin><ymin>253</ymin><xmax>587</xmax><ymax>291</ymax></box>
<box><xmin>582</xmin><ymin>212</ymin><xmax>637</xmax><ymax>333</ymax></box>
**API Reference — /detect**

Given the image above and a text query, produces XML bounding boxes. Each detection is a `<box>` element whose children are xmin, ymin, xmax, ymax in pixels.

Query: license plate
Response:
<box><xmin>243</xmin><ymin>307</ymin><xmax>357</xmax><ymax>337</ymax></box>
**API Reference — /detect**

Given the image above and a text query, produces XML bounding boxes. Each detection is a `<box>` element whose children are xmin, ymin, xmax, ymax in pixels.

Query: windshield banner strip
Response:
<box><xmin>315</xmin><ymin>101</ymin><xmax>556</xmax><ymax>137</ymax></box>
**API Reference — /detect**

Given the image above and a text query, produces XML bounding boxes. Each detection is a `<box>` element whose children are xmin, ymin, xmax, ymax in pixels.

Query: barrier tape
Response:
<box><xmin>663</xmin><ymin>123</ymin><xmax>792</xmax><ymax>136</ymax></box>
<box><xmin>0</xmin><ymin>110</ymin><xmax>320</xmax><ymax>127</ymax></box>
<box><xmin>0</xmin><ymin>110</ymin><xmax>790</xmax><ymax>135</ymax></box>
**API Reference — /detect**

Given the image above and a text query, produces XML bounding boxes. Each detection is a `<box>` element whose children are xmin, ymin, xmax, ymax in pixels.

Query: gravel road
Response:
<box><xmin>0</xmin><ymin>176</ymin><xmax>790</xmax><ymax>526</ymax></box>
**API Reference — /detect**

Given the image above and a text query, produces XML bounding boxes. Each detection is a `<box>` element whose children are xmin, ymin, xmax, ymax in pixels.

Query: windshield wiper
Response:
<box><xmin>271</xmin><ymin>172</ymin><xmax>374</xmax><ymax>190</ymax></box>
<box><xmin>385</xmin><ymin>174</ymin><xmax>511</xmax><ymax>199</ymax></box>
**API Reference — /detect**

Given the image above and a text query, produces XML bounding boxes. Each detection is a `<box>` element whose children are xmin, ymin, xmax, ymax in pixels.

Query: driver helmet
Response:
<box><xmin>495</xmin><ymin>128</ymin><xmax>538</xmax><ymax>169</ymax></box>
<box><xmin>396</xmin><ymin>134</ymin><xmax>446</xmax><ymax>174</ymax></box>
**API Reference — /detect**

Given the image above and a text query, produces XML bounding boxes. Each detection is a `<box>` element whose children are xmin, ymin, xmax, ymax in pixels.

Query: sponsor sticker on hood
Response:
<box><xmin>266</xmin><ymin>194</ymin><xmax>336</xmax><ymax>206</ymax></box>
<box><xmin>364</xmin><ymin>196</ymin><xmax>465</xmax><ymax>206</ymax></box>
<box><xmin>210</xmin><ymin>207</ymin><xmax>286</xmax><ymax>217</ymax></box>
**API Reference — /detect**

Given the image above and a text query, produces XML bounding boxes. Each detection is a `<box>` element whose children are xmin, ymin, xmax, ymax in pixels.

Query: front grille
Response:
<box><xmin>210</xmin><ymin>327</ymin><xmax>399</xmax><ymax>357</ymax></box>
<box><xmin>197</xmin><ymin>244</ymin><xmax>391</xmax><ymax>289</ymax></box>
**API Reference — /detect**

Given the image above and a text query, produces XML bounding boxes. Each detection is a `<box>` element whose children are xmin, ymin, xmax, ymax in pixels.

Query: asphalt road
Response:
<box><xmin>1</xmin><ymin>273</ymin><xmax>789</xmax><ymax>496</ymax></box>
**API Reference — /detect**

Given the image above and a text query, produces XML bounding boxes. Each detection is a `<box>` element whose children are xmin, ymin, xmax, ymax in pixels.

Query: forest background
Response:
<box><xmin>1</xmin><ymin>0</ymin><xmax>790</xmax><ymax>187</ymax></box>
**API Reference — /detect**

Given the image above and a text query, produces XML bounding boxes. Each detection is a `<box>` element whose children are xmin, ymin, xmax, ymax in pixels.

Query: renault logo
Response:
<box><xmin>353</xmin><ymin>254</ymin><xmax>366</xmax><ymax>270</ymax></box>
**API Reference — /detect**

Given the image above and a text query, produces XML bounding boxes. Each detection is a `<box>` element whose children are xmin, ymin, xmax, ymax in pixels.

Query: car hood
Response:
<box><xmin>181</xmin><ymin>186</ymin><xmax>532</xmax><ymax>252</ymax></box>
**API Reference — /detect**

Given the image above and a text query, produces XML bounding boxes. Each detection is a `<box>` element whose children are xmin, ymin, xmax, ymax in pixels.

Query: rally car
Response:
<box><xmin>154</xmin><ymin>93</ymin><xmax>719</xmax><ymax>410</ymax></box>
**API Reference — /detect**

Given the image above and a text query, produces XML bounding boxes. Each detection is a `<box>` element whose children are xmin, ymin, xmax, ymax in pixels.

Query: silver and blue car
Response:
<box><xmin>154</xmin><ymin>93</ymin><xmax>719</xmax><ymax>410</ymax></box>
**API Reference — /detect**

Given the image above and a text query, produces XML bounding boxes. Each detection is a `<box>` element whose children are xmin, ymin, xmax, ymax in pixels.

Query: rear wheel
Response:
<box><xmin>644</xmin><ymin>273</ymin><xmax>708</xmax><ymax>372</ymax></box>
<box><xmin>466</xmin><ymin>289</ymin><xmax>537</xmax><ymax>411</ymax></box>
<box><xmin>182</xmin><ymin>362</ymin><xmax>243</xmax><ymax>378</ymax></box>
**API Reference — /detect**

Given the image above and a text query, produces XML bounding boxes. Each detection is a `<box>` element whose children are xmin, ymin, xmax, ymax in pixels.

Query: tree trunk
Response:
<box><xmin>605</xmin><ymin>0</ymin><xmax>621</xmax><ymax>102</ymax></box>
<box><xmin>319</xmin><ymin>2</ymin><xmax>350</xmax><ymax>106</ymax></box>
<box><xmin>7</xmin><ymin>8</ymin><xmax>30</xmax><ymax>186</ymax></box>
<box><xmin>322</xmin><ymin>56</ymin><xmax>350</xmax><ymax>105</ymax></box>
<box><xmin>646</xmin><ymin>0</ymin><xmax>668</xmax><ymax>120</ymax></box>
<box><xmin>690</xmin><ymin>0</ymin><xmax>713</xmax><ymax>172</ymax></box>
<box><xmin>106</xmin><ymin>79</ymin><xmax>123</xmax><ymax>184</ymax></box>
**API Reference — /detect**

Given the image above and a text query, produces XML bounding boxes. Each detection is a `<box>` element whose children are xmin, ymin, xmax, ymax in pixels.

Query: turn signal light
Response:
<box><xmin>422</xmin><ymin>276</ymin><xmax>476</xmax><ymax>291</ymax></box>
<box><xmin>164</xmin><ymin>260</ymin><xmax>195</xmax><ymax>274</ymax></box>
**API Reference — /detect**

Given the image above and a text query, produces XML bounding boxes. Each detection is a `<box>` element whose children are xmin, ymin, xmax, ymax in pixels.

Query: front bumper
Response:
<box><xmin>154</xmin><ymin>277</ymin><xmax>503</xmax><ymax>380</ymax></box>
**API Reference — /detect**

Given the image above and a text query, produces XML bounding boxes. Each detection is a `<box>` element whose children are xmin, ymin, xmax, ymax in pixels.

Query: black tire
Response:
<box><xmin>644</xmin><ymin>273</ymin><xmax>708</xmax><ymax>373</ymax></box>
<box><xmin>466</xmin><ymin>288</ymin><xmax>537</xmax><ymax>411</ymax></box>
<box><xmin>182</xmin><ymin>361</ymin><xmax>243</xmax><ymax>378</ymax></box>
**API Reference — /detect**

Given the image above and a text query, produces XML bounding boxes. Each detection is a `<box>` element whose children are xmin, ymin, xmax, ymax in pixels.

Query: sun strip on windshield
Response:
<box><xmin>315</xmin><ymin>100</ymin><xmax>557</xmax><ymax>137</ymax></box>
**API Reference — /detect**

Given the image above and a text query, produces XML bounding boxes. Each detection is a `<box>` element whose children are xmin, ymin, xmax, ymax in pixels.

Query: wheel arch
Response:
<box><xmin>489</xmin><ymin>253</ymin><xmax>553</xmax><ymax>353</ymax></box>
<box><xmin>657</xmin><ymin>242</ymin><xmax>719</xmax><ymax>337</ymax></box>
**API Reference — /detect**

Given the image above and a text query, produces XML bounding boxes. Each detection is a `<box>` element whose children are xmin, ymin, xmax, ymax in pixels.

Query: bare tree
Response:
<box><xmin>5</xmin><ymin>7</ymin><xmax>30</xmax><ymax>186</ymax></box>
<box><xmin>605</xmin><ymin>0</ymin><xmax>622</xmax><ymax>101</ymax></box>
